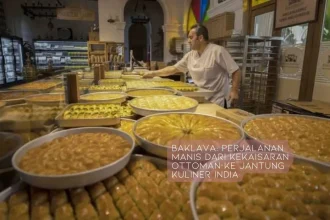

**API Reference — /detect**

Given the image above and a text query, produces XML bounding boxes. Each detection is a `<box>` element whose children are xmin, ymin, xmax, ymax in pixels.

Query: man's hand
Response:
<box><xmin>142</xmin><ymin>71</ymin><xmax>156</xmax><ymax>78</ymax></box>
<box><xmin>228</xmin><ymin>89</ymin><xmax>239</xmax><ymax>107</ymax></box>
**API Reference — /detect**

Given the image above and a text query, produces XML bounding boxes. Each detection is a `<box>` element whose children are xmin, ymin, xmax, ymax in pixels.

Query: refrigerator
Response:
<box><xmin>34</xmin><ymin>40</ymin><xmax>88</xmax><ymax>70</ymax></box>
<box><xmin>0</xmin><ymin>36</ymin><xmax>24</xmax><ymax>85</ymax></box>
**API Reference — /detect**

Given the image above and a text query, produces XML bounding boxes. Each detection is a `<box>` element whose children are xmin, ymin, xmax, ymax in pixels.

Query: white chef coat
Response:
<box><xmin>174</xmin><ymin>43</ymin><xmax>239</xmax><ymax>107</ymax></box>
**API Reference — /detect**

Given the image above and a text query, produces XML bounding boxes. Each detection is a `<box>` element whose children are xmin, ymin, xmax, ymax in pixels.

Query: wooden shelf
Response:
<box><xmin>87</xmin><ymin>41</ymin><xmax>124</xmax><ymax>67</ymax></box>
<box><xmin>90</xmin><ymin>51</ymin><xmax>105</xmax><ymax>55</ymax></box>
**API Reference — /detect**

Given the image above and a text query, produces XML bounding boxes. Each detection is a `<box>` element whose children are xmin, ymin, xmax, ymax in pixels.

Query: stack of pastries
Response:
<box><xmin>130</xmin><ymin>96</ymin><xmax>198</xmax><ymax>111</ymax></box>
<box><xmin>0</xmin><ymin>159</ymin><xmax>192</xmax><ymax>220</ymax></box>
<box><xmin>135</xmin><ymin>113</ymin><xmax>242</xmax><ymax>146</ymax></box>
<box><xmin>196</xmin><ymin>164</ymin><xmax>330</xmax><ymax>220</ymax></box>
<box><xmin>244</xmin><ymin>116</ymin><xmax>330</xmax><ymax>162</ymax></box>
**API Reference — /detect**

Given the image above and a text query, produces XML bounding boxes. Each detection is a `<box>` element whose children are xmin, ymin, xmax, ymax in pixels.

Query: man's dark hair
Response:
<box><xmin>190</xmin><ymin>24</ymin><xmax>209</xmax><ymax>41</ymax></box>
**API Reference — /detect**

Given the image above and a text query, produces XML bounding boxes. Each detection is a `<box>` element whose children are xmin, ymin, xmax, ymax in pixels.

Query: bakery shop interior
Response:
<box><xmin>0</xmin><ymin>0</ymin><xmax>330</xmax><ymax>219</ymax></box>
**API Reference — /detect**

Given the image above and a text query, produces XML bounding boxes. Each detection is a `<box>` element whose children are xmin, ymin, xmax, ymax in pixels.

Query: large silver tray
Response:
<box><xmin>189</xmin><ymin>156</ymin><xmax>330</xmax><ymax>220</ymax></box>
<box><xmin>79</xmin><ymin>92</ymin><xmax>127</xmax><ymax>104</ymax></box>
<box><xmin>129</xmin><ymin>95</ymin><xmax>199</xmax><ymax>117</ymax></box>
<box><xmin>104</xmin><ymin>71</ymin><xmax>123</xmax><ymax>79</ymax></box>
<box><xmin>0</xmin><ymin>90</ymin><xmax>40</xmax><ymax>106</ymax></box>
<box><xmin>180</xmin><ymin>87</ymin><xmax>215</xmax><ymax>98</ymax></box>
<box><xmin>24</xmin><ymin>93</ymin><xmax>65</xmax><ymax>106</ymax></box>
<box><xmin>8</xmin><ymin>82</ymin><xmax>63</xmax><ymax>93</ymax></box>
<box><xmin>126</xmin><ymin>87</ymin><xmax>176</xmax><ymax>99</ymax></box>
<box><xmin>133</xmin><ymin>112</ymin><xmax>245</xmax><ymax>158</ymax></box>
<box><xmin>79</xmin><ymin>79</ymin><xmax>94</xmax><ymax>86</ymax></box>
<box><xmin>0</xmin><ymin>104</ymin><xmax>61</xmax><ymax>131</ymax></box>
<box><xmin>1</xmin><ymin>154</ymin><xmax>167</xmax><ymax>197</ymax></box>
<box><xmin>98</xmin><ymin>79</ymin><xmax>125</xmax><ymax>86</ymax></box>
<box><xmin>241</xmin><ymin>113</ymin><xmax>330</xmax><ymax>164</ymax></box>
<box><xmin>11</xmin><ymin>127</ymin><xmax>135</xmax><ymax>189</ymax></box>
<box><xmin>55</xmin><ymin>103</ymin><xmax>121</xmax><ymax>128</ymax></box>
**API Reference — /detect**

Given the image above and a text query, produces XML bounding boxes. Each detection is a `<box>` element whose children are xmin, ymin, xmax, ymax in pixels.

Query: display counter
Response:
<box><xmin>0</xmin><ymin>70</ymin><xmax>329</xmax><ymax>220</ymax></box>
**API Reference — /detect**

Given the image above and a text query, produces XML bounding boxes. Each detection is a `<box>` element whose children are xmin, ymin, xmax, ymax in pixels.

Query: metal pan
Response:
<box><xmin>129</xmin><ymin>95</ymin><xmax>199</xmax><ymax>116</ymax></box>
<box><xmin>1</xmin><ymin>154</ymin><xmax>167</xmax><ymax>199</ymax></box>
<box><xmin>133</xmin><ymin>112</ymin><xmax>245</xmax><ymax>158</ymax></box>
<box><xmin>241</xmin><ymin>113</ymin><xmax>330</xmax><ymax>164</ymax></box>
<box><xmin>0</xmin><ymin>104</ymin><xmax>61</xmax><ymax>131</ymax></box>
<box><xmin>51</xmin><ymin>118</ymin><xmax>137</xmax><ymax>146</ymax></box>
<box><xmin>11</xmin><ymin>127</ymin><xmax>135</xmax><ymax>189</ymax></box>
<box><xmin>79</xmin><ymin>92</ymin><xmax>127</xmax><ymax>104</ymax></box>
<box><xmin>104</xmin><ymin>71</ymin><xmax>123</xmax><ymax>79</ymax></box>
<box><xmin>55</xmin><ymin>103</ymin><xmax>121</xmax><ymax>128</ymax></box>
<box><xmin>180</xmin><ymin>87</ymin><xmax>215</xmax><ymax>98</ymax></box>
<box><xmin>189</xmin><ymin>156</ymin><xmax>330</xmax><ymax>220</ymax></box>
<box><xmin>98</xmin><ymin>79</ymin><xmax>125</xmax><ymax>86</ymax></box>
<box><xmin>126</xmin><ymin>87</ymin><xmax>176</xmax><ymax>99</ymax></box>
<box><xmin>24</xmin><ymin>93</ymin><xmax>65</xmax><ymax>106</ymax></box>
<box><xmin>8</xmin><ymin>82</ymin><xmax>63</xmax><ymax>93</ymax></box>
<box><xmin>0</xmin><ymin>90</ymin><xmax>40</xmax><ymax>106</ymax></box>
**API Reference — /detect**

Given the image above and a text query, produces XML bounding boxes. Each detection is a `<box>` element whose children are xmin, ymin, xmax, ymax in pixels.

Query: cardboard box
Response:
<box><xmin>287</xmin><ymin>100</ymin><xmax>330</xmax><ymax>115</ymax></box>
<box><xmin>205</xmin><ymin>12</ymin><xmax>235</xmax><ymax>39</ymax></box>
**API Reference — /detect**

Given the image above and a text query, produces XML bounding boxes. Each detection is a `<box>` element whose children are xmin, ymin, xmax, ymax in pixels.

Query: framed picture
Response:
<box><xmin>275</xmin><ymin>0</ymin><xmax>319</xmax><ymax>29</ymax></box>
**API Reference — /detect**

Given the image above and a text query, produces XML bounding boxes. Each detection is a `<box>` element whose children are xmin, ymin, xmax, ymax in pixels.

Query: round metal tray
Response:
<box><xmin>0</xmin><ymin>132</ymin><xmax>24</xmax><ymax>169</ymax></box>
<box><xmin>98</xmin><ymin>80</ymin><xmax>125</xmax><ymax>86</ymax></box>
<box><xmin>126</xmin><ymin>87</ymin><xmax>176</xmax><ymax>99</ymax></box>
<box><xmin>79</xmin><ymin>92</ymin><xmax>127</xmax><ymax>104</ymax></box>
<box><xmin>24</xmin><ymin>93</ymin><xmax>65</xmax><ymax>106</ymax></box>
<box><xmin>0</xmin><ymin>90</ymin><xmax>40</xmax><ymax>106</ymax></box>
<box><xmin>241</xmin><ymin>113</ymin><xmax>330</xmax><ymax>164</ymax></box>
<box><xmin>189</xmin><ymin>155</ymin><xmax>330</xmax><ymax>220</ymax></box>
<box><xmin>104</xmin><ymin>71</ymin><xmax>122</xmax><ymax>79</ymax></box>
<box><xmin>129</xmin><ymin>95</ymin><xmax>199</xmax><ymax>116</ymax></box>
<box><xmin>133</xmin><ymin>112</ymin><xmax>245</xmax><ymax>158</ymax></box>
<box><xmin>12</xmin><ymin>127</ymin><xmax>135</xmax><ymax>189</ymax></box>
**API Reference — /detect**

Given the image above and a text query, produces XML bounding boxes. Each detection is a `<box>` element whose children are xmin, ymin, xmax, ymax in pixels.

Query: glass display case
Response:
<box><xmin>34</xmin><ymin>40</ymin><xmax>88</xmax><ymax>70</ymax></box>
<box><xmin>0</xmin><ymin>36</ymin><xmax>24</xmax><ymax>85</ymax></box>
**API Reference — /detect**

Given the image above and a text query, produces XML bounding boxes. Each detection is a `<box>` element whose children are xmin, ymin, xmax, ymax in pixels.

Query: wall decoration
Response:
<box><xmin>280</xmin><ymin>47</ymin><xmax>303</xmax><ymax>76</ymax></box>
<box><xmin>275</xmin><ymin>0</ymin><xmax>319</xmax><ymax>29</ymax></box>
<box><xmin>57</xmin><ymin>7</ymin><xmax>95</xmax><ymax>21</ymax></box>
<box><xmin>21</xmin><ymin>1</ymin><xmax>64</xmax><ymax>19</ymax></box>
<box><xmin>186</xmin><ymin>0</ymin><xmax>210</xmax><ymax>33</ymax></box>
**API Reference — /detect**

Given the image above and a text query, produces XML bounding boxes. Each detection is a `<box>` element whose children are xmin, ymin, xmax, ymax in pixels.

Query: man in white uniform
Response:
<box><xmin>143</xmin><ymin>24</ymin><xmax>241</xmax><ymax>107</ymax></box>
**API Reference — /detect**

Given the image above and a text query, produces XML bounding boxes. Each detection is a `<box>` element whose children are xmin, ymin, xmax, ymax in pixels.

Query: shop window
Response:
<box><xmin>317</xmin><ymin>0</ymin><xmax>330</xmax><ymax>85</ymax></box>
<box><xmin>254</xmin><ymin>11</ymin><xmax>274</xmax><ymax>37</ymax></box>
<box><xmin>279</xmin><ymin>24</ymin><xmax>308</xmax><ymax>79</ymax></box>
<box><xmin>281</xmin><ymin>24</ymin><xmax>308</xmax><ymax>46</ymax></box>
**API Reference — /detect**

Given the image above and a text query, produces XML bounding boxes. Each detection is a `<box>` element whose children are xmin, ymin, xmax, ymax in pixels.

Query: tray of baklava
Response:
<box><xmin>241</xmin><ymin>114</ymin><xmax>330</xmax><ymax>164</ymax></box>
<box><xmin>191</xmin><ymin>157</ymin><xmax>330</xmax><ymax>220</ymax></box>
<box><xmin>0</xmin><ymin>90</ymin><xmax>40</xmax><ymax>106</ymax></box>
<box><xmin>0</xmin><ymin>104</ymin><xmax>64</xmax><ymax>131</ymax></box>
<box><xmin>0</xmin><ymin>155</ymin><xmax>193</xmax><ymax>220</ymax></box>
<box><xmin>55</xmin><ymin>103</ymin><xmax>135</xmax><ymax>128</ymax></box>
<box><xmin>8</xmin><ymin>81</ymin><xmax>62</xmax><ymax>93</ymax></box>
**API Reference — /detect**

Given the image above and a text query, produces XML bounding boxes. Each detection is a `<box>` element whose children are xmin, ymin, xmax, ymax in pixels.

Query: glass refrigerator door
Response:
<box><xmin>13</xmin><ymin>39</ymin><xmax>23</xmax><ymax>80</ymax></box>
<box><xmin>0</xmin><ymin>40</ymin><xmax>3</xmax><ymax>84</ymax></box>
<box><xmin>1</xmin><ymin>37</ymin><xmax>15</xmax><ymax>83</ymax></box>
